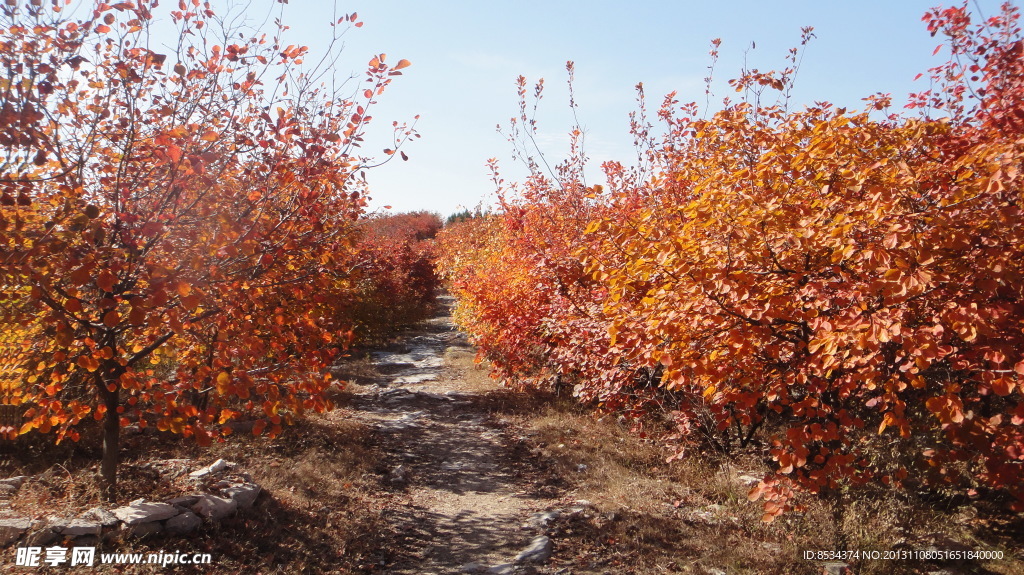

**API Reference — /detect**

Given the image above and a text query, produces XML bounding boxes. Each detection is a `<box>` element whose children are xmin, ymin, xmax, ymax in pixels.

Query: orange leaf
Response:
<box><xmin>77</xmin><ymin>356</ymin><xmax>100</xmax><ymax>372</ymax></box>
<box><xmin>165</xmin><ymin>144</ymin><xmax>182</xmax><ymax>163</ymax></box>
<box><xmin>218</xmin><ymin>409</ymin><xmax>236</xmax><ymax>425</ymax></box>
<box><xmin>394</xmin><ymin>59</ymin><xmax>411</xmax><ymax>70</ymax></box>
<box><xmin>747</xmin><ymin>483</ymin><xmax>765</xmax><ymax>502</ymax></box>
<box><xmin>992</xmin><ymin>377</ymin><xmax>1015</xmax><ymax>397</ymax></box>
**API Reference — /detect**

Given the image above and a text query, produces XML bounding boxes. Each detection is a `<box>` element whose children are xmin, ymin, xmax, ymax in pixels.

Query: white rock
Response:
<box><xmin>112</xmin><ymin>501</ymin><xmax>180</xmax><ymax>525</ymax></box>
<box><xmin>26</xmin><ymin>529</ymin><xmax>59</xmax><ymax>547</ymax></box>
<box><xmin>526</xmin><ymin>511</ymin><xmax>561</xmax><ymax>529</ymax></box>
<box><xmin>44</xmin><ymin>516</ymin><xmax>70</xmax><ymax>531</ymax></box>
<box><xmin>0</xmin><ymin>518</ymin><xmax>31</xmax><ymax>546</ymax></box>
<box><xmin>165</xmin><ymin>511</ymin><xmax>202</xmax><ymax>535</ymax></box>
<box><xmin>0</xmin><ymin>476</ymin><xmax>26</xmax><ymax>489</ymax></box>
<box><xmin>189</xmin><ymin>458</ymin><xmax>230</xmax><ymax>479</ymax></box>
<box><xmin>394</xmin><ymin>374</ymin><xmax>438</xmax><ymax>385</ymax></box>
<box><xmin>192</xmin><ymin>494</ymin><xmax>237</xmax><ymax>520</ymax></box>
<box><xmin>514</xmin><ymin>535</ymin><xmax>553</xmax><ymax>564</ymax></box>
<box><xmin>388</xmin><ymin>465</ymin><xmax>410</xmax><ymax>486</ymax></box>
<box><xmin>222</xmin><ymin>483</ymin><xmax>261</xmax><ymax>508</ymax></box>
<box><xmin>81</xmin><ymin>507</ymin><xmax>119</xmax><ymax>527</ymax></box>
<box><xmin>62</xmin><ymin>519</ymin><xmax>102</xmax><ymax>537</ymax></box>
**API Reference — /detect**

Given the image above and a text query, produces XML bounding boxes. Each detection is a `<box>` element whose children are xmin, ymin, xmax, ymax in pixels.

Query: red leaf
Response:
<box><xmin>102</xmin><ymin>311</ymin><xmax>120</xmax><ymax>328</ymax></box>
<box><xmin>97</xmin><ymin>269</ymin><xmax>117</xmax><ymax>292</ymax></box>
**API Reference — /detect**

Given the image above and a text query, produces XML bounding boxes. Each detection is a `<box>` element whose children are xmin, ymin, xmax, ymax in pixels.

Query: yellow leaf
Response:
<box><xmin>169</xmin><ymin>417</ymin><xmax>185</xmax><ymax>434</ymax></box>
<box><xmin>218</xmin><ymin>409</ymin><xmax>236</xmax><ymax>425</ymax></box>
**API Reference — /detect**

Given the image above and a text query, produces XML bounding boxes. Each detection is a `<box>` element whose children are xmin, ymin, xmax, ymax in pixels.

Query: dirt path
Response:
<box><xmin>344</xmin><ymin>296</ymin><xmax>560</xmax><ymax>575</ymax></box>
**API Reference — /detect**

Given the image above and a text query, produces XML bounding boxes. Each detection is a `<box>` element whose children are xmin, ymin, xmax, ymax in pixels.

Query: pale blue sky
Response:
<box><xmin>225</xmin><ymin>1</ymin><xmax>1006</xmax><ymax>216</ymax></box>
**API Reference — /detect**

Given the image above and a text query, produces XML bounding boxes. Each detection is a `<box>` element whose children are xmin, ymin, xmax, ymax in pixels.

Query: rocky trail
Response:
<box><xmin>343</xmin><ymin>295</ymin><xmax>569</xmax><ymax>574</ymax></box>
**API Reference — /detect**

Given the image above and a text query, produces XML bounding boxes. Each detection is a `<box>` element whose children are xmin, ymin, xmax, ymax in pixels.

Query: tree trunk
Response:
<box><xmin>100</xmin><ymin>382</ymin><xmax>119</xmax><ymax>502</ymax></box>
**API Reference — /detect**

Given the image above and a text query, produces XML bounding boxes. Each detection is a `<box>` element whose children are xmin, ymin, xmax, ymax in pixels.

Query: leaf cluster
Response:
<box><xmin>437</xmin><ymin>2</ymin><xmax>1024</xmax><ymax>519</ymax></box>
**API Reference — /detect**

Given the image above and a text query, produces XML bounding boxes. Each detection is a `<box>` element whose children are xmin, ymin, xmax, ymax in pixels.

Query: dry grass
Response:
<box><xmin>441</xmin><ymin>344</ymin><xmax>499</xmax><ymax>394</ymax></box>
<box><xmin>496</xmin><ymin>398</ymin><xmax>1024</xmax><ymax>575</ymax></box>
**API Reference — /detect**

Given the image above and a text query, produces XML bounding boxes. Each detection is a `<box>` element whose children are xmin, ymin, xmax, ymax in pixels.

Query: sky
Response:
<box><xmin>183</xmin><ymin>1</ymin><xmax>1009</xmax><ymax>217</ymax></box>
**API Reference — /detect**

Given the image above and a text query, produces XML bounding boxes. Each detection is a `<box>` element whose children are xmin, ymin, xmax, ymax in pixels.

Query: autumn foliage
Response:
<box><xmin>438</xmin><ymin>3</ymin><xmax>1024</xmax><ymax>518</ymax></box>
<box><xmin>0</xmin><ymin>0</ymin><xmax>419</xmax><ymax>497</ymax></box>
<box><xmin>342</xmin><ymin>211</ymin><xmax>443</xmax><ymax>344</ymax></box>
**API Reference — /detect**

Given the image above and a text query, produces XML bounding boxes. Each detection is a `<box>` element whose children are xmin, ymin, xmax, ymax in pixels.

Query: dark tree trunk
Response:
<box><xmin>100</xmin><ymin>381</ymin><xmax>119</xmax><ymax>502</ymax></box>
